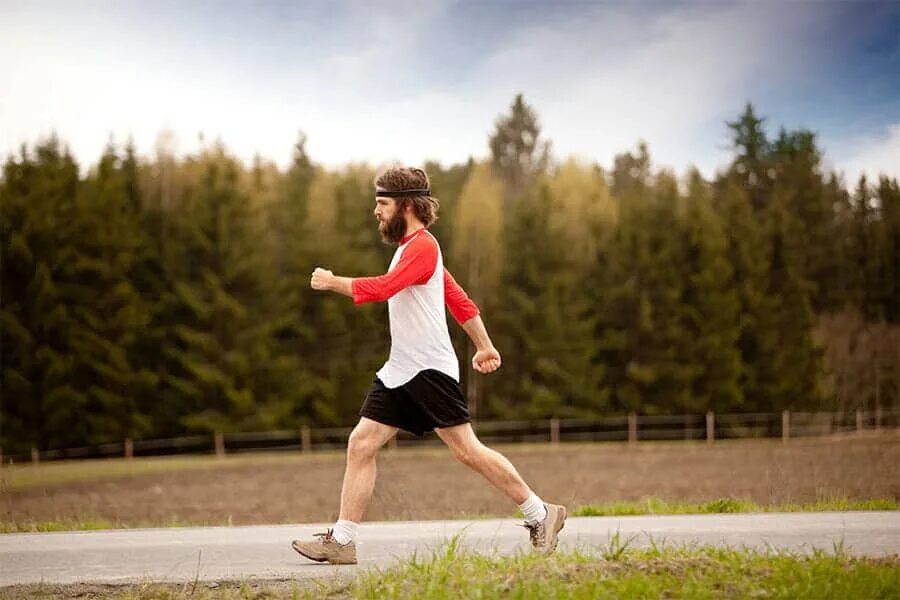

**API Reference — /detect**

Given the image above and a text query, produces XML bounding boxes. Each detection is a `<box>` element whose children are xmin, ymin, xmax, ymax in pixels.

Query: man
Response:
<box><xmin>291</xmin><ymin>166</ymin><xmax>565</xmax><ymax>565</ymax></box>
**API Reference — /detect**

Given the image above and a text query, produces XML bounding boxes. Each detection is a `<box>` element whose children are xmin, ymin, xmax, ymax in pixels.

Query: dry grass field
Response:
<box><xmin>2</xmin><ymin>434</ymin><xmax>897</xmax><ymax>529</ymax></box>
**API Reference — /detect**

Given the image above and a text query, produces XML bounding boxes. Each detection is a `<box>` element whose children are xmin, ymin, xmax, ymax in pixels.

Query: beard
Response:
<box><xmin>379</xmin><ymin>210</ymin><xmax>408</xmax><ymax>245</ymax></box>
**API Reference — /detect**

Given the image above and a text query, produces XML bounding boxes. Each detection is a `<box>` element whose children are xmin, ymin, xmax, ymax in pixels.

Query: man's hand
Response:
<box><xmin>311</xmin><ymin>267</ymin><xmax>335</xmax><ymax>291</ymax></box>
<box><xmin>472</xmin><ymin>347</ymin><xmax>501</xmax><ymax>374</ymax></box>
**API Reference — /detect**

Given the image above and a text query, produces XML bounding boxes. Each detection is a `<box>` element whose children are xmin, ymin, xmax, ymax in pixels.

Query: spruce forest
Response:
<box><xmin>2</xmin><ymin>96</ymin><xmax>898</xmax><ymax>455</ymax></box>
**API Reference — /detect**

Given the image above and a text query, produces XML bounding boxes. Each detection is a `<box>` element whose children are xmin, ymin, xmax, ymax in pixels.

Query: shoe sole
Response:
<box><xmin>292</xmin><ymin>541</ymin><xmax>328</xmax><ymax>563</ymax></box>
<box><xmin>291</xmin><ymin>541</ymin><xmax>357</xmax><ymax>565</ymax></box>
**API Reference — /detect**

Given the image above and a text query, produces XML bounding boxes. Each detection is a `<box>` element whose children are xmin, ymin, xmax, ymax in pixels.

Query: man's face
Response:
<box><xmin>374</xmin><ymin>195</ymin><xmax>407</xmax><ymax>244</ymax></box>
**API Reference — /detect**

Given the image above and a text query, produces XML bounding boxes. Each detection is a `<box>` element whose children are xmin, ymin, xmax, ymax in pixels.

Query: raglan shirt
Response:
<box><xmin>351</xmin><ymin>229</ymin><xmax>479</xmax><ymax>388</ymax></box>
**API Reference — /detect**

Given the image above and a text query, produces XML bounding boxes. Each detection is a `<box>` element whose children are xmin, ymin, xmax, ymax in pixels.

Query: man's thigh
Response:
<box><xmin>434</xmin><ymin>421</ymin><xmax>479</xmax><ymax>451</ymax></box>
<box><xmin>350</xmin><ymin>417</ymin><xmax>399</xmax><ymax>447</ymax></box>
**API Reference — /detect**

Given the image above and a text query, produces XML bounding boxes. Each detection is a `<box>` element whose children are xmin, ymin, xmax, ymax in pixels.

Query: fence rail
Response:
<box><xmin>6</xmin><ymin>409</ymin><xmax>898</xmax><ymax>465</ymax></box>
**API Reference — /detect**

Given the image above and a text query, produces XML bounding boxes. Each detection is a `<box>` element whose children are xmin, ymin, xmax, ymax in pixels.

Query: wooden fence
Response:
<box><xmin>9</xmin><ymin>408</ymin><xmax>898</xmax><ymax>465</ymax></box>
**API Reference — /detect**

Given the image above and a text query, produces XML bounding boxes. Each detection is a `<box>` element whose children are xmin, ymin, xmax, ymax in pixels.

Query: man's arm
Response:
<box><xmin>310</xmin><ymin>232</ymin><xmax>438</xmax><ymax>303</ymax></box>
<box><xmin>461</xmin><ymin>314</ymin><xmax>502</xmax><ymax>374</ymax></box>
<box><xmin>311</xmin><ymin>268</ymin><xmax>354</xmax><ymax>297</ymax></box>
<box><xmin>444</xmin><ymin>269</ymin><xmax>501</xmax><ymax>374</ymax></box>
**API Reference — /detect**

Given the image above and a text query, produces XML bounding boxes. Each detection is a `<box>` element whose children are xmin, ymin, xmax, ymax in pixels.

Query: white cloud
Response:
<box><xmin>0</xmin><ymin>0</ymin><xmax>891</xmax><ymax>182</ymax></box>
<box><xmin>463</xmin><ymin>2</ymin><xmax>833</xmax><ymax>175</ymax></box>
<box><xmin>836</xmin><ymin>123</ymin><xmax>900</xmax><ymax>185</ymax></box>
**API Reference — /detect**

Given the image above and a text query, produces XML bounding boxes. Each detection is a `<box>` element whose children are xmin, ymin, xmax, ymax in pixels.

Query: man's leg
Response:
<box><xmin>292</xmin><ymin>417</ymin><xmax>396</xmax><ymax>564</ymax></box>
<box><xmin>434</xmin><ymin>422</ymin><xmax>531</xmax><ymax>503</ymax></box>
<box><xmin>338</xmin><ymin>417</ymin><xmax>398</xmax><ymax>522</ymax></box>
<box><xmin>435</xmin><ymin>422</ymin><xmax>566</xmax><ymax>553</ymax></box>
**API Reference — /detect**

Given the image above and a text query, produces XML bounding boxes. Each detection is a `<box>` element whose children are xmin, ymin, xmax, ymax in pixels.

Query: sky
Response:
<box><xmin>1</xmin><ymin>0</ymin><xmax>898</xmax><ymax>184</ymax></box>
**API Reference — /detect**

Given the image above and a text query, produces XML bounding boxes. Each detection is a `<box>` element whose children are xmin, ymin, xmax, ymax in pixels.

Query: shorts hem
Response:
<box><xmin>359</xmin><ymin>411</ymin><xmax>427</xmax><ymax>437</ymax></box>
<box><xmin>433</xmin><ymin>417</ymin><xmax>472</xmax><ymax>430</ymax></box>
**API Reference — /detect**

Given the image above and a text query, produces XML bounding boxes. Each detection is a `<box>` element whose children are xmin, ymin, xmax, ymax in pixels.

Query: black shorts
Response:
<box><xmin>359</xmin><ymin>369</ymin><xmax>471</xmax><ymax>437</ymax></box>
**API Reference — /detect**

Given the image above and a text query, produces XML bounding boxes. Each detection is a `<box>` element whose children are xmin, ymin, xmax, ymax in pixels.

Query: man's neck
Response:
<box><xmin>405</xmin><ymin>220</ymin><xmax>425</xmax><ymax>237</ymax></box>
<box><xmin>400</xmin><ymin>225</ymin><xmax>426</xmax><ymax>245</ymax></box>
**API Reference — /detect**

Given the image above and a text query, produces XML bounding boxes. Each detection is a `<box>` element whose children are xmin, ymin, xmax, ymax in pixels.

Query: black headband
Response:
<box><xmin>375</xmin><ymin>189</ymin><xmax>431</xmax><ymax>198</ymax></box>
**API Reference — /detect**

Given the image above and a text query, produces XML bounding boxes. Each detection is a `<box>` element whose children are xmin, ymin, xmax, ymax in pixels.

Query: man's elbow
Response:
<box><xmin>458</xmin><ymin>311</ymin><xmax>481</xmax><ymax>327</ymax></box>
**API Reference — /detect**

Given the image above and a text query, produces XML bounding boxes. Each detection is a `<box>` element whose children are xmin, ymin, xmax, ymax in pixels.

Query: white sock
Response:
<box><xmin>519</xmin><ymin>493</ymin><xmax>547</xmax><ymax>525</ymax></box>
<box><xmin>331</xmin><ymin>519</ymin><xmax>358</xmax><ymax>545</ymax></box>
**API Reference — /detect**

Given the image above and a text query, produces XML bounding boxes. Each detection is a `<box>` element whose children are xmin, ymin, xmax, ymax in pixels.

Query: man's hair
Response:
<box><xmin>375</xmin><ymin>166</ymin><xmax>440</xmax><ymax>227</ymax></box>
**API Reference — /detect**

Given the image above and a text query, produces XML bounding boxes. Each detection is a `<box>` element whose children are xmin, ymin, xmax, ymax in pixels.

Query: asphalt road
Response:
<box><xmin>1</xmin><ymin>512</ymin><xmax>897</xmax><ymax>586</ymax></box>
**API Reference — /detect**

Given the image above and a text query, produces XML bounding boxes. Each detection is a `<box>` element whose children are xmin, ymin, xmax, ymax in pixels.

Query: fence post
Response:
<box><xmin>124</xmin><ymin>438</ymin><xmax>134</xmax><ymax>460</ymax></box>
<box><xmin>301</xmin><ymin>426</ymin><xmax>311</xmax><ymax>453</ymax></box>
<box><xmin>875</xmin><ymin>406</ymin><xmax>883</xmax><ymax>431</ymax></box>
<box><xmin>550</xmin><ymin>417</ymin><xmax>560</xmax><ymax>445</ymax></box>
<box><xmin>31</xmin><ymin>448</ymin><xmax>40</xmax><ymax>466</ymax></box>
<box><xmin>706</xmin><ymin>412</ymin><xmax>715</xmax><ymax>444</ymax></box>
<box><xmin>628</xmin><ymin>412</ymin><xmax>638</xmax><ymax>445</ymax></box>
<box><xmin>782</xmin><ymin>410</ymin><xmax>790</xmax><ymax>443</ymax></box>
<box><xmin>856</xmin><ymin>409</ymin><xmax>864</xmax><ymax>434</ymax></box>
<box><xmin>214</xmin><ymin>432</ymin><xmax>225</xmax><ymax>458</ymax></box>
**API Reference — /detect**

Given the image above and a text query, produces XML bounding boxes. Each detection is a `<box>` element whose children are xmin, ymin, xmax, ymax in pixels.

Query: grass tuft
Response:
<box><xmin>572</xmin><ymin>496</ymin><xmax>899</xmax><ymax>517</ymax></box>
<box><xmin>1</xmin><ymin>517</ymin><xmax>207</xmax><ymax>533</ymax></box>
<box><xmin>344</xmin><ymin>541</ymin><xmax>900</xmax><ymax>600</ymax></box>
<box><xmin>5</xmin><ymin>543</ymin><xmax>899</xmax><ymax>598</ymax></box>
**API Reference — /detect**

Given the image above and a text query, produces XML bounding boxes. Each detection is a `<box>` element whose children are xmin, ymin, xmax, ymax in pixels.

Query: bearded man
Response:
<box><xmin>291</xmin><ymin>166</ymin><xmax>565</xmax><ymax>565</ymax></box>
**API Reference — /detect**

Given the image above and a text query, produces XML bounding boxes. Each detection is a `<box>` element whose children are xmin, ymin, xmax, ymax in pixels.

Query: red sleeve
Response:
<box><xmin>444</xmin><ymin>269</ymin><xmax>480</xmax><ymax>325</ymax></box>
<box><xmin>351</xmin><ymin>233</ymin><xmax>438</xmax><ymax>304</ymax></box>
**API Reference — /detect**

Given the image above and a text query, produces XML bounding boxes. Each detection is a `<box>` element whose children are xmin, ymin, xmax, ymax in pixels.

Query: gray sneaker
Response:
<box><xmin>291</xmin><ymin>529</ymin><xmax>357</xmax><ymax>565</ymax></box>
<box><xmin>524</xmin><ymin>503</ymin><xmax>567</xmax><ymax>554</ymax></box>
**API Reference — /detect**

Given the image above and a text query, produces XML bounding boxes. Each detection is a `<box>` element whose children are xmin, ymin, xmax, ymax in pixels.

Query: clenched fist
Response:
<box><xmin>311</xmin><ymin>267</ymin><xmax>334</xmax><ymax>291</ymax></box>
<box><xmin>472</xmin><ymin>347</ymin><xmax>502</xmax><ymax>374</ymax></box>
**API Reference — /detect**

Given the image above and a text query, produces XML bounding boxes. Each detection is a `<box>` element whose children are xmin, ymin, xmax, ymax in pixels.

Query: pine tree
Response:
<box><xmin>449</xmin><ymin>162</ymin><xmax>504</xmax><ymax>417</ymax></box>
<box><xmin>757</xmin><ymin>188</ymin><xmax>824</xmax><ymax>410</ymax></box>
<box><xmin>68</xmin><ymin>141</ymin><xmax>156</xmax><ymax>443</ymax></box>
<box><xmin>263</xmin><ymin>134</ymin><xmax>334</xmax><ymax>428</ymax></box>
<box><xmin>713</xmin><ymin>180</ymin><xmax>775</xmax><ymax>411</ymax></box>
<box><xmin>488</xmin><ymin>94</ymin><xmax>551</xmax><ymax>207</ymax></box>
<box><xmin>874</xmin><ymin>176</ymin><xmax>900</xmax><ymax>323</ymax></box>
<box><xmin>494</xmin><ymin>180</ymin><xmax>601</xmax><ymax>418</ymax></box>
<box><xmin>822</xmin><ymin>172</ymin><xmax>856</xmax><ymax>309</ymax></box>
<box><xmin>1</xmin><ymin>137</ymin><xmax>87</xmax><ymax>451</ymax></box>
<box><xmin>770</xmin><ymin>128</ymin><xmax>838</xmax><ymax>312</ymax></box>
<box><xmin>850</xmin><ymin>175</ymin><xmax>881</xmax><ymax>320</ymax></box>
<box><xmin>592</xmin><ymin>154</ymin><xmax>692</xmax><ymax>414</ymax></box>
<box><xmin>161</xmin><ymin>145</ymin><xmax>282</xmax><ymax>433</ymax></box>
<box><xmin>611</xmin><ymin>142</ymin><xmax>652</xmax><ymax>200</ymax></box>
<box><xmin>726</xmin><ymin>103</ymin><xmax>773</xmax><ymax>212</ymax></box>
<box><xmin>679</xmin><ymin>170</ymin><xmax>743</xmax><ymax>412</ymax></box>
<box><xmin>451</xmin><ymin>162</ymin><xmax>504</xmax><ymax>310</ymax></box>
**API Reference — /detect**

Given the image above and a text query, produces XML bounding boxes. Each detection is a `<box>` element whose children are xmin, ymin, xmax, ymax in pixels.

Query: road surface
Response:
<box><xmin>1</xmin><ymin>512</ymin><xmax>897</xmax><ymax>586</ymax></box>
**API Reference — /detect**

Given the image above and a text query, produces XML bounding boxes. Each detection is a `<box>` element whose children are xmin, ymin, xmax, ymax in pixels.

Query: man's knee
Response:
<box><xmin>347</xmin><ymin>429</ymin><xmax>380</xmax><ymax>461</ymax></box>
<box><xmin>449</xmin><ymin>438</ymin><xmax>484</xmax><ymax>467</ymax></box>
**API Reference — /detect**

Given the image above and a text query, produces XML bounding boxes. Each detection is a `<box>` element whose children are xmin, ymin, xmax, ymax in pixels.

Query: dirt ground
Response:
<box><xmin>2</xmin><ymin>435</ymin><xmax>898</xmax><ymax>527</ymax></box>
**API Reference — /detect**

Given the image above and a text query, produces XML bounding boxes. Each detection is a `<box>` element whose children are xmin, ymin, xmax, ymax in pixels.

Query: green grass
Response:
<box><xmin>1</xmin><ymin>519</ymin><xmax>117</xmax><ymax>533</ymax></box>
<box><xmin>348</xmin><ymin>541</ymin><xmax>900</xmax><ymax>600</ymax></box>
<box><xmin>5</xmin><ymin>496</ymin><xmax>895</xmax><ymax>533</ymax></box>
<box><xmin>0</xmin><ymin>518</ymin><xmax>208</xmax><ymax>534</ymax></box>
<box><xmin>7</xmin><ymin>540</ymin><xmax>899</xmax><ymax>599</ymax></box>
<box><xmin>571</xmin><ymin>496</ymin><xmax>900</xmax><ymax>516</ymax></box>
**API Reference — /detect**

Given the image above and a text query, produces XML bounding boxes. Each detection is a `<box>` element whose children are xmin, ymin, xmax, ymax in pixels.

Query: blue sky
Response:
<box><xmin>2</xmin><ymin>0</ymin><xmax>897</xmax><ymax>183</ymax></box>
